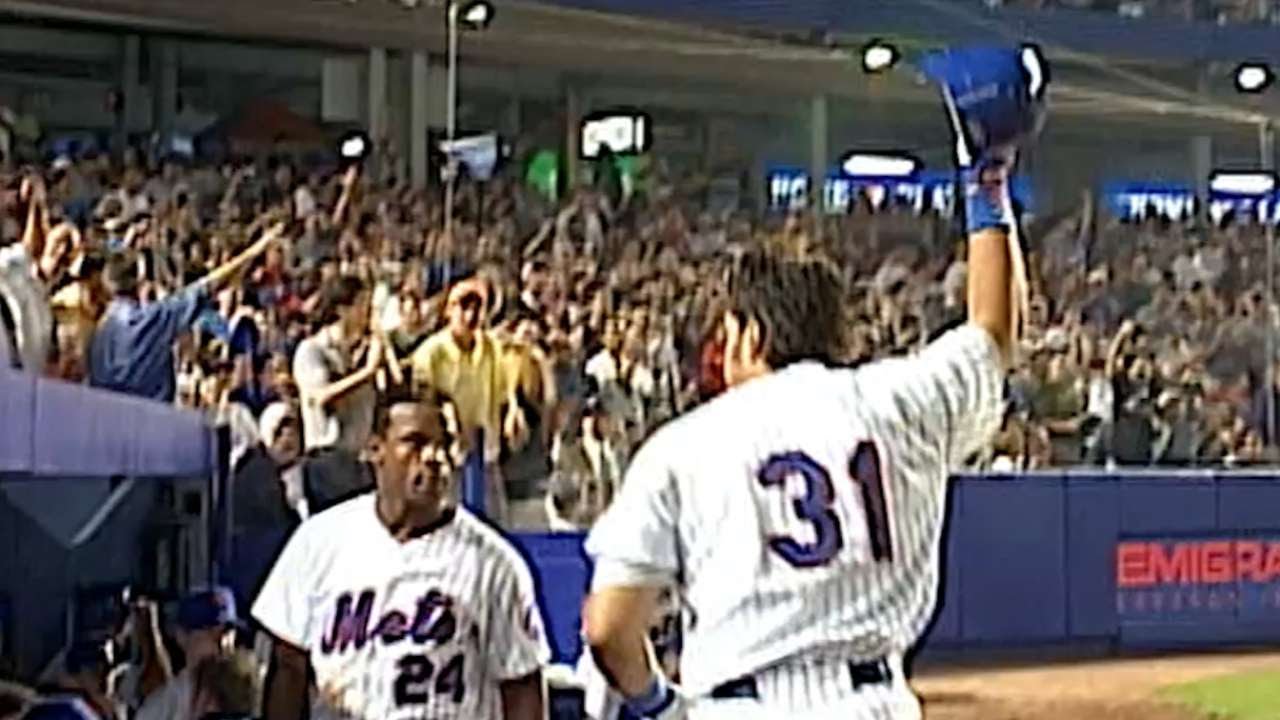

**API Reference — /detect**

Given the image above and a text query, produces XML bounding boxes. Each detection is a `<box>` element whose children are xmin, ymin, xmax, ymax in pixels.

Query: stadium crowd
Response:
<box><xmin>2</xmin><ymin>141</ymin><xmax>1280</xmax><ymax>717</ymax></box>
<box><xmin>4</xmin><ymin>146</ymin><xmax>1280</xmax><ymax>535</ymax></box>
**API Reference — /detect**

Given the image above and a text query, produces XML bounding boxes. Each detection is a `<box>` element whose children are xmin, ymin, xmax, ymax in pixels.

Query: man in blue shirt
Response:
<box><xmin>89</xmin><ymin>225</ymin><xmax>282</xmax><ymax>403</ymax></box>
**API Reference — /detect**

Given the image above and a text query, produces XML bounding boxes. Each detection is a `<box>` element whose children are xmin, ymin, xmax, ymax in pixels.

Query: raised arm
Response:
<box><xmin>967</xmin><ymin>210</ymin><xmax>1019</xmax><ymax>364</ymax></box>
<box><xmin>19</xmin><ymin>176</ymin><xmax>50</xmax><ymax>264</ymax></box>
<box><xmin>198</xmin><ymin>223</ymin><xmax>285</xmax><ymax>293</ymax></box>
<box><xmin>924</xmin><ymin>46</ymin><xmax>1046</xmax><ymax>366</ymax></box>
<box><xmin>331</xmin><ymin>166</ymin><xmax>359</xmax><ymax>227</ymax></box>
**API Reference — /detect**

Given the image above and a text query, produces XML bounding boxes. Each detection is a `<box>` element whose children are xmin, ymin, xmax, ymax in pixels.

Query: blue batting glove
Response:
<box><xmin>621</xmin><ymin>676</ymin><xmax>689</xmax><ymax>720</ymax></box>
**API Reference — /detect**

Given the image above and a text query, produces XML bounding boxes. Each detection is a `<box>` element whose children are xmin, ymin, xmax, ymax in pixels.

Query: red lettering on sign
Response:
<box><xmin>1201</xmin><ymin>542</ymin><xmax>1232</xmax><ymax>585</ymax></box>
<box><xmin>1151</xmin><ymin>543</ymin><xmax>1197</xmax><ymax>584</ymax></box>
<box><xmin>1237</xmin><ymin>542</ymin><xmax>1264</xmax><ymax>583</ymax></box>
<box><xmin>1116</xmin><ymin>539</ymin><xmax>1280</xmax><ymax>589</ymax></box>
<box><xmin>1265</xmin><ymin>545</ymin><xmax>1280</xmax><ymax>583</ymax></box>
<box><xmin>1116</xmin><ymin>542</ymin><xmax>1154</xmax><ymax>588</ymax></box>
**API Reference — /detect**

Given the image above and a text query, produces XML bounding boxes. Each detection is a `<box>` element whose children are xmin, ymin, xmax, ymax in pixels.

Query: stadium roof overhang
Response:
<box><xmin>0</xmin><ymin>0</ymin><xmax>1276</xmax><ymax>134</ymax></box>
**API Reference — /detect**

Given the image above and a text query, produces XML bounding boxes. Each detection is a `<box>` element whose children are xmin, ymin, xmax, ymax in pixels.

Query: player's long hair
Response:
<box><xmin>723</xmin><ymin>250</ymin><xmax>848</xmax><ymax>368</ymax></box>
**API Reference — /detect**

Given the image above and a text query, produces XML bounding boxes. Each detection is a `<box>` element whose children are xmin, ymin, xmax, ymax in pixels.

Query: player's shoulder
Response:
<box><xmin>448</xmin><ymin>507</ymin><xmax>536</xmax><ymax>579</ymax></box>
<box><xmin>700</xmin><ymin>361</ymin><xmax>852</xmax><ymax>412</ymax></box>
<box><xmin>291</xmin><ymin>493</ymin><xmax>377</xmax><ymax>546</ymax></box>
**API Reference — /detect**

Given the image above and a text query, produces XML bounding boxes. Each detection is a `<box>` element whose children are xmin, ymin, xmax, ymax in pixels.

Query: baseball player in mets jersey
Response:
<box><xmin>582</xmin><ymin>46</ymin><xmax>1045</xmax><ymax>720</ymax></box>
<box><xmin>253</xmin><ymin>394</ymin><xmax>550</xmax><ymax>720</ymax></box>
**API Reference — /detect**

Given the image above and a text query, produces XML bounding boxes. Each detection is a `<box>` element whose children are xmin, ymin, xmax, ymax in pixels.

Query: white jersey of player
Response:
<box><xmin>585</xmin><ymin>325</ymin><xmax>1003</xmax><ymax>698</ymax></box>
<box><xmin>253</xmin><ymin>495</ymin><xmax>550</xmax><ymax>720</ymax></box>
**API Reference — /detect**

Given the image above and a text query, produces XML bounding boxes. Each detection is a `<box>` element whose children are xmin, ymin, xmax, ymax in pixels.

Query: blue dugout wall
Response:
<box><xmin>511</xmin><ymin>472</ymin><xmax>1280</xmax><ymax>666</ymax></box>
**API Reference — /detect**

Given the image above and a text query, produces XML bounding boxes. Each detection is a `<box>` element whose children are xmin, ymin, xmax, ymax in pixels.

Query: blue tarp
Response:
<box><xmin>0</xmin><ymin>368</ymin><xmax>215</xmax><ymax>479</ymax></box>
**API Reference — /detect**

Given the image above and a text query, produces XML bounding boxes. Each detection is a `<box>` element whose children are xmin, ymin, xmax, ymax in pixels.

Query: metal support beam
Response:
<box><xmin>119</xmin><ymin>34</ymin><xmax>141</xmax><ymax>151</ymax></box>
<box><xmin>368</xmin><ymin>46</ymin><xmax>388</xmax><ymax>176</ymax></box>
<box><xmin>410</xmin><ymin>50</ymin><xmax>430</xmax><ymax>190</ymax></box>
<box><xmin>565</xmin><ymin>83</ymin><xmax>582</xmax><ymax>193</ymax></box>
<box><xmin>151</xmin><ymin>38</ymin><xmax>178</xmax><ymax>142</ymax></box>
<box><xmin>809</xmin><ymin>94</ymin><xmax>829</xmax><ymax>222</ymax></box>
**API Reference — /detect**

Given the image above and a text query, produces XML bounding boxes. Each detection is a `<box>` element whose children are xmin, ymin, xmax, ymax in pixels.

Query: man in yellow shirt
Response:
<box><xmin>412</xmin><ymin>278</ymin><xmax>523</xmax><ymax>521</ymax></box>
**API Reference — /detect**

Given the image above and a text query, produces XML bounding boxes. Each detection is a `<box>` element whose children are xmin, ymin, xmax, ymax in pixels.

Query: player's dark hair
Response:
<box><xmin>372</xmin><ymin>389</ymin><xmax>455</xmax><ymax>449</ymax></box>
<box><xmin>724</xmin><ymin>251</ymin><xmax>847</xmax><ymax>367</ymax></box>
<box><xmin>316</xmin><ymin>275</ymin><xmax>366</xmax><ymax>326</ymax></box>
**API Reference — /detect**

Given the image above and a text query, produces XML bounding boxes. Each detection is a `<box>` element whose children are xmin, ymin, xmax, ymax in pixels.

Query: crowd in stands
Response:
<box><xmin>4</xmin><ymin>140</ymin><xmax>1280</xmax><ymax>715</ymax></box>
<box><xmin>4</xmin><ymin>146</ymin><xmax>1280</xmax><ymax>535</ymax></box>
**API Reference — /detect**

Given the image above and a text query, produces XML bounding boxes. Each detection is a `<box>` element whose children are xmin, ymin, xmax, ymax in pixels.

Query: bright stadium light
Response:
<box><xmin>862</xmin><ymin>40</ymin><xmax>899</xmax><ymax>74</ymax></box>
<box><xmin>841</xmin><ymin>153</ymin><xmax>919</xmax><ymax>178</ymax></box>
<box><xmin>444</xmin><ymin>0</ymin><xmax>496</xmax><ymax>240</ymax></box>
<box><xmin>458</xmin><ymin>0</ymin><xmax>494</xmax><ymax>29</ymax></box>
<box><xmin>1021</xmin><ymin>44</ymin><xmax>1047</xmax><ymax>99</ymax></box>
<box><xmin>1235</xmin><ymin>62</ymin><xmax>1274</xmax><ymax>94</ymax></box>
<box><xmin>1210</xmin><ymin>171</ymin><xmax>1277</xmax><ymax>196</ymax></box>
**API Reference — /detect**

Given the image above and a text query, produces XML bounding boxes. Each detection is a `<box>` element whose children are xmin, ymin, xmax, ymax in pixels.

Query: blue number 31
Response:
<box><xmin>757</xmin><ymin>442</ymin><xmax>892</xmax><ymax>568</ymax></box>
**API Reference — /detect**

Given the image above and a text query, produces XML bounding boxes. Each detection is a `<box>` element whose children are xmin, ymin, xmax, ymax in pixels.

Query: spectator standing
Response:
<box><xmin>1152</xmin><ymin>389</ymin><xmax>1202</xmax><ymax>466</ymax></box>
<box><xmin>88</xmin><ymin>226</ymin><xmax>281</xmax><ymax>402</ymax></box>
<box><xmin>135</xmin><ymin>589</ymin><xmax>240</xmax><ymax>720</ymax></box>
<box><xmin>412</xmin><ymin>278</ymin><xmax>520</xmax><ymax>520</ymax></box>
<box><xmin>188</xmin><ymin>651</ymin><xmax>260</xmax><ymax>720</ymax></box>
<box><xmin>1031</xmin><ymin>350</ymin><xmax>1087</xmax><ymax>465</ymax></box>
<box><xmin>292</xmin><ymin>276</ymin><xmax>380</xmax><ymax>514</ymax></box>
<box><xmin>229</xmin><ymin>402</ymin><xmax>304</xmax><ymax>605</ymax></box>
<box><xmin>499</xmin><ymin>316</ymin><xmax>557</xmax><ymax>507</ymax></box>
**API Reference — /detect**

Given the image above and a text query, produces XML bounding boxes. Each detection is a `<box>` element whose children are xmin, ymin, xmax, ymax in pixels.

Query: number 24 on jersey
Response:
<box><xmin>757</xmin><ymin>442</ymin><xmax>892</xmax><ymax>568</ymax></box>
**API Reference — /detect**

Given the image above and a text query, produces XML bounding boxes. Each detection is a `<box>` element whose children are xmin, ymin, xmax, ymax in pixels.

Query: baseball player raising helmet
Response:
<box><xmin>581</xmin><ymin>45</ymin><xmax>1045</xmax><ymax>720</ymax></box>
<box><xmin>252</xmin><ymin>393</ymin><xmax>551</xmax><ymax>720</ymax></box>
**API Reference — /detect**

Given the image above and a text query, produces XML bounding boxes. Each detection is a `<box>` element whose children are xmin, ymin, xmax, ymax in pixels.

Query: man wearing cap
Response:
<box><xmin>134</xmin><ymin>589</ymin><xmax>240</xmax><ymax>720</ymax></box>
<box><xmin>229</xmin><ymin>402</ymin><xmax>305</xmax><ymax>604</ymax></box>
<box><xmin>412</xmin><ymin>278</ymin><xmax>523</xmax><ymax>521</ymax></box>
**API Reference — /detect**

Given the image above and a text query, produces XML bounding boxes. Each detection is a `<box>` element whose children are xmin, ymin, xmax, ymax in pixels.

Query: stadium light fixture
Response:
<box><xmin>457</xmin><ymin>0</ymin><xmax>494</xmax><ymax>29</ymax></box>
<box><xmin>1209</xmin><ymin>170</ymin><xmax>1277</xmax><ymax>196</ymax></box>
<box><xmin>862</xmin><ymin>40</ymin><xmax>899</xmax><ymax>74</ymax></box>
<box><xmin>444</xmin><ymin>0</ymin><xmax>496</xmax><ymax>242</ymax></box>
<box><xmin>841</xmin><ymin>153</ymin><xmax>919</xmax><ymax>178</ymax></box>
<box><xmin>1021</xmin><ymin>44</ymin><xmax>1047</xmax><ymax>100</ymax></box>
<box><xmin>1235</xmin><ymin>62</ymin><xmax>1274</xmax><ymax>94</ymax></box>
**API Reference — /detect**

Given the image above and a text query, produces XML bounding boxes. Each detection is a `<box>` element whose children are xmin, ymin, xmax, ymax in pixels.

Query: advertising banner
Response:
<box><xmin>1116</xmin><ymin>537</ymin><xmax>1280</xmax><ymax>621</ymax></box>
<box><xmin>768</xmin><ymin>167</ymin><xmax>1031</xmax><ymax>216</ymax></box>
<box><xmin>1103</xmin><ymin>180</ymin><xmax>1280</xmax><ymax>225</ymax></box>
<box><xmin>1103</xmin><ymin>183</ymin><xmax>1197</xmax><ymax>222</ymax></box>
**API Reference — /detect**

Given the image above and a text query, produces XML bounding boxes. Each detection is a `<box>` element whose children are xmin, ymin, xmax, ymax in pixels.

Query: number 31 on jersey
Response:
<box><xmin>756</xmin><ymin>442</ymin><xmax>892</xmax><ymax>568</ymax></box>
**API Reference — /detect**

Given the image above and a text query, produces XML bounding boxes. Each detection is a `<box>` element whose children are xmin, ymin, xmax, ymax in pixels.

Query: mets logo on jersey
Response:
<box><xmin>319</xmin><ymin>588</ymin><xmax>469</xmax><ymax>654</ymax></box>
<box><xmin>318</xmin><ymin>585</ymin><xmax>477</xmax><ymax>714</ymax></box>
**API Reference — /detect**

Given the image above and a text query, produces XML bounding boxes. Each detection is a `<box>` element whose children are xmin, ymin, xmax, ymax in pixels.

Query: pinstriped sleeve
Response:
<box><xmin>871</xmin><ymin>324</ymin><xmax>1006</xmax><ymax>469</ymax></box>
<box><xmin>584</xmin><ymin>433</ymin><xmax>680</xmax><ymax>589</ymax></box>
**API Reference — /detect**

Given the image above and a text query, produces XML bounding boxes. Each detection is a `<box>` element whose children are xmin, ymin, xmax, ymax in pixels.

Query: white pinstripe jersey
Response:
<box><xmin>585</xmin><ymin>325</ymin><xmax>1004</xmax><ymax>696</ymax></box>
<box><xmin>253</xmin><ymin>496</ymin><xmax>551</xmax><ymax>720</ymax></box>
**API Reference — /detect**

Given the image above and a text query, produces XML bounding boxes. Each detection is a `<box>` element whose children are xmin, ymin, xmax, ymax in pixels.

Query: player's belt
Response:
<box><xmin>708</xmin><ymin>657</ymin><xmax>892</xmax><ymax>700</ymax></box>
